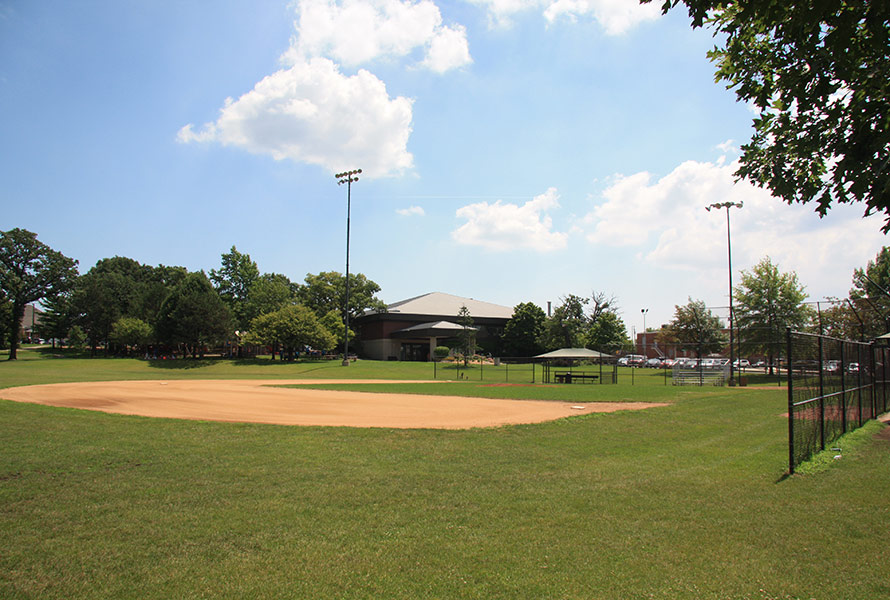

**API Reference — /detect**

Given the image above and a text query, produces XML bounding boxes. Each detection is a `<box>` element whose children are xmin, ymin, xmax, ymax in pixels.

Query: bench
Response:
<box><xmin>554</xmin><ymin>372</ymin><xmax>599</xmax><ymax>384</ymax></box>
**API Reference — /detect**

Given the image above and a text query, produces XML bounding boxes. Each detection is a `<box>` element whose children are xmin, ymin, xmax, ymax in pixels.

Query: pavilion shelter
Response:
<box><xmin>534</xmin><ymin>348</ymin><xmax>617</xmax><ymax>384</ymax></box>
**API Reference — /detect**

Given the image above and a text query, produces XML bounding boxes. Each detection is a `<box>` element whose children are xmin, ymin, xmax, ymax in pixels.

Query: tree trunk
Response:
<box><xmin>8</xmin><ymin>302</ymin><xmax>25</xmax><ymax>360</ymax></box>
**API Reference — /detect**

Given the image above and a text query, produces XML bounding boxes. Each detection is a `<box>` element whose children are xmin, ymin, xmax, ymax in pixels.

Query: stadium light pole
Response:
<box><xmin>706</xmin><ymin>201</ymin><xmax>743</xmax><ymax>385</ymax></box>
<box><xmin>335</xmin><ymin>168</ymin><xmax>361</xmax><ymax>366</ymax></box>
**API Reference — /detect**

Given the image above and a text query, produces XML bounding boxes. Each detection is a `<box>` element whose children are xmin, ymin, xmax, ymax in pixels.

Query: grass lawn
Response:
<box><xmin>1</xmin><ymin>348</ymin><xmax>888</xmax><ymax>599</ymax></box>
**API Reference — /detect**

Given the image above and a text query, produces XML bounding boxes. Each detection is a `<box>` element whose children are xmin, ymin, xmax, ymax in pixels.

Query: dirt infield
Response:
<box><xmin>0</xmin><ymin>379</ymin><xmax>667</xmax><ymax>429</ymax></box>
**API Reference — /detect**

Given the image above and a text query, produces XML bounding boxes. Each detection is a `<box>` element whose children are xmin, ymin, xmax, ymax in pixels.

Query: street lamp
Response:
<box><xmin>706</xmin><ymin>201</ymin><xmax>743</xmax><ymax>384</ymax></box>
<box><xmin>641</xmin><ymin>308</ymin><xmax>648</xmax><ymax>356</ymax></box>
<box><xmin>335</xmin><ymin>168</ymin><xmax>362</xmax><ymax>366</ymax></box>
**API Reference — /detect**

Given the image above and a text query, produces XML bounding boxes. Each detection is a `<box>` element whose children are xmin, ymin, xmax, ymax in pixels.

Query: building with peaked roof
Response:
<box><xmin>354</xmin><ymin>292</ymin><xmax>514</xmax><ymax>361</ymax></box>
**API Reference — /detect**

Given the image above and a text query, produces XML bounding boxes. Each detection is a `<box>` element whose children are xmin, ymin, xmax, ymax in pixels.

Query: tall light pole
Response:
<box><xmin>706</xmin><ymin>201</ymin><xmax>743</xmax><ymax>384</ymax></box>
<box><xmin>336</xmin><ymin>168</ymin><xmax>361</xmax><ymax>366</ymax></box>
<box><xmin>641</xmin><ymin>308</ymin><xmax>648</xmax><ymax>356</ymax></box>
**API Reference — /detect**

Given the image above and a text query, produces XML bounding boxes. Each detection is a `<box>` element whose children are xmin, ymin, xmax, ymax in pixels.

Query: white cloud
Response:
<box><xmin>715</xmin><ymin>139</ymin><xmax>736</xmax><ymax>154</ymax></box>
<box><xmin>543</xmin><ymin>0</ymin><xmax>661</xmax><ymax>34</ymax></box>
<box><xmin>287</xmin><ymin>0</ymin><xmax>471</xmax><ymax>72</ymax></box>
<box><xmin>452</xmin><ymin>187</ymin><xmax>568</xmax><ymax>251</ymax></box>
<box><xmin>420</xmin><ymin>24</ymin><xmax>473</xmax><ymax>73</ymax></box>
<box><xmin>396</xmin><ymin>205</ymin><xmax>425</xmax><ymax>216</ymax></box>
<box><xmin>584</xmin><ymin>156</ymin><xmax>887</xmax><ymax>303</ymax></box>
<box><xmin>177</xmin><ymin>57</ymin><xmax>413</xmax><ymax>178</ymax></box>
<box><xmin>468</xmin><ymin>0</ymin><xmax>660</xmax><ymax>33</ymax></box>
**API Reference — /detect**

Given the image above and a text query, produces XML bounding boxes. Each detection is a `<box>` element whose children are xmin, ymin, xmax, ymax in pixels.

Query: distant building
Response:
<box><xmin>354</xmin><ymin>292</ymin><xmax>514</xmax><ymax>361</ymax></box>
<box><xmin>21</xmin><ymin>304</ymin><xmax>43</xmax><ymax>342</ymax></box>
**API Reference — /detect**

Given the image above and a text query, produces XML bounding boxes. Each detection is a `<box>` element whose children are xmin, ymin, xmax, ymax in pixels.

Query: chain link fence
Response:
<box><xmin>786</xmin><ymin>329</ymin><xmax>890</xmax><ymax>474</ymax></box>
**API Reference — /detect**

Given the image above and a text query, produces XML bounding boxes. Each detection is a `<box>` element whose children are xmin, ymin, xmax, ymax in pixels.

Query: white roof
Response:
<box><xmin>535</xmin><ymin>348</ymin><xmax>610</xmax><ymax>359</ymax></box>
<box><xmin>385</xmin><ymin>292</ymin><xmax>514</xmax><ymax>319</ymax></box>
<box><xmin>394</xmin><ymin>321</ymin><xmax>477</xmax><ymax>333</ymax></box>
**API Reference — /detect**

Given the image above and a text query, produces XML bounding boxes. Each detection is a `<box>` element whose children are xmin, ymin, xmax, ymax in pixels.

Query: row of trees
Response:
<box><xmin>499</xmin><ymin>292</ymin><xmax>631</xmax><ymax>357</ymax></box>
<box><xmin>0</xmin><ymin>229</ymin><xmax>385</xmax><ymax>360</ymax></box>
<box><xmin>659</xmin><ymin>251</ymin><xmax>890</xmax><ymax>371</ymax></box>
<box><xmin>660</xmin><ymin>257</ymin><xmax>810</xmax><ymax>370</ymax></box>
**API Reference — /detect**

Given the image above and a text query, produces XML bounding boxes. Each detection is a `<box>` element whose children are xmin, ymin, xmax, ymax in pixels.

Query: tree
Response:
<box><xmin>502</xmin><ymin>302</ymin><xmax>547</xmax><ymax>357</ymax></box>
<box><xmin>246</xmin><ymin>304</ymin><xmax>337</xmax><ymax>360</ymax></box>
<box><xmin>585</xmin><ymin>310</ymin><xmax>629</xmax><ymax>353</ymax></box>
<box><xmin>661</xmin><ymin>298</ymin><xmax>727</xmax><ymax>359</ymax></box>
<box><xmin>648</xmin><ymin>1</ymin><xmax>890</xmax><ymax>229</ymax></box>
<box><xmin>584</xmin><ymin>291</ymin><xmax>627</xmax><ymax>352</ymax></box>
<box><xmin>456</xmin><ymin>305</ymin><xmax>476</xmax><ymax>365</ymax></box>
<box><xmin>0</xmin><ymin>229</ymin><xmax>78</xmax><ymax>360</ymax></box>
<box><xmin>0</xmin><ymin>296</ymin><xmax>11</xmax><ymax>350</ymax></box>
<box><xmin>298</xmin><ymin>271</ymin><xmax>386</xmax><ymax>323</ymax></box>
<box><xmin>734</xmin><ymin>257</ymin><xmax>813</xmax><ymax>372</ymax></box>
<box><xmin>320</xmin><ymin>309</ymin><xmax>353</xmax><ymax>354</ymax></box>
<box><xmin>109</xmin><ymin>317</ymin><xmax>153</xmax><ymax>354</ymax></box>
<box><xmin>34</xmin><ymin>291</ymin><xmax>76</xmax><ymax>349</ymax></box>
<box><xmin>74</xmin><ymin>263</ymin><xmax>136</xmax><ymax>356</ymax></box>
<box><xmin>156</xmin><ymin>272</ymin><xmax>232</xmax><ymax>358</ymax></box>
<box><xmin>66</xmin><ymin>324</ymin><xmax>87</xmax><ymax>350</ymax></box>
<box><xmin>848</xmin><ymin>246</ymin><xmax>890</xmax><ymax>336</ymax></box>
<box><xmin>243</xmin><ymin>273</ymin><xmax>299</xmax><ymax>326</ymax></box>
<box><xmin>210</xmin><ymin>246</ymin><xmax>260</xmax><ymax>330</ymax></box>
<box><xmin>542</xmin><ymin>294</ymin><xmax>589</xmax><ymax>350</ymax></box>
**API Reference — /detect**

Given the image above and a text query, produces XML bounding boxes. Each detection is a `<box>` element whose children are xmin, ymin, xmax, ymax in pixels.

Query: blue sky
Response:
<box><xmin>2</xmin><ymin>0</ymin><xmax>886</xmax><ymax>331</ymax></box>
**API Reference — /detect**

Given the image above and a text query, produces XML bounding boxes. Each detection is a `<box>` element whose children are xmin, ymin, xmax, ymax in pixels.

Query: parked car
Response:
<box><xmin>661</xmin><ymin>358</ymin><xmax>676</xmax><ymax>368</ymax></box>
<box><xmin>848</xmin><ymin>362</ymin><xmax>860</xmax><ymax>373</ymax></box>
<box><xmin>732</xmin><ymin>359</ymin><xmax>751</xmax><ymax>369</ymax></box>
<box><xmin>617</xmin><ymin>356</ymin><xmax>629</xmax><ymax>367</ymax></box>
<box><xmin>646</xmin><ymin>358</ymin><xmax>663</xmax><ymax>368</ymax></box>
<box><xmin>625</xmin><ymin>355</ymin><xmax>647</xmax><ymax>367</ymax></box>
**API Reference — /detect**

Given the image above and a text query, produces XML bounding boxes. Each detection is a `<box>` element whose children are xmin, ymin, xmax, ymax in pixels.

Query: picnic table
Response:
<box><xmin>554</xmin><ymin>371</ymin><xmax>599</xmax><ymax>384</ymax></box>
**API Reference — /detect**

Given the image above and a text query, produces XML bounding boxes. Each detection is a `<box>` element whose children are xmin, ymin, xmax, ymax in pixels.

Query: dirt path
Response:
<box><xmin>0</xmin><ymin>379</ymin><xmax>667</xmax><ymax>429</ymax></box>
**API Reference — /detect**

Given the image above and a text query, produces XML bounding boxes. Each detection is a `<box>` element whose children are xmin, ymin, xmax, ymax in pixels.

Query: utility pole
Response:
<box><xmin>706</xmin><ymin>201</ymin><xmax>743</xmax><ymax>385</ymax></box>
<box><xmin>335</xmin><ymin>169</ymin><xmax>361</xmax><ymax>366</ymax></box>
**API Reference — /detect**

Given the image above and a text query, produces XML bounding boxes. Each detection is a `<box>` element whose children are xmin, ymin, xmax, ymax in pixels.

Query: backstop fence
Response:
<box><xmin>431</xmin><ymin>356</ymin><xmax>619</xmax><ymax>384</ymax></box>
<box><xmin>786</xmin><ymin>329</ymin><xmax>890</xmax><ymax>474</ymax></box>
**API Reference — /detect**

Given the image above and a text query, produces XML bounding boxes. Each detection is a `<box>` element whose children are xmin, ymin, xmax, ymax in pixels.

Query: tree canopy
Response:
<box><xmin>734</xmin><ymin>257</ymin><xmax>812</xmax><ymax>368</ymax></box>
<box><xmin>246</xmin><ymin>304</ymin><xmax>336</xmax><ymax>359</ymax></box>
<box><xmin>156</xmin><ymin>272</ymin><xmax>232</xmax><ymax>357</ymax></box>
<box><xmin>542</xmin><ymin>294</ymin><xmax>589</xmax><ymax>350</ymax></box>
<box><xmin>660</xmin><ymin>298</ymin><xmax>727</xmax><ymax>358</ymax></box>
<box><xmin>0</xmin><ymin>228</ymin><xmax>78</xmax><ymax>359</ymax></box>
<box><xmin>210</xmin><ymin>246</ymin><xmax>260</xmax><ymax>330</ymax></box>
<box><xmin>502</xmin><ymin>302</ymin><xmax>547</xmax><ymax>357</ymax></box>
<box><xmin>298</xmin><ymin>271</ymin><xmax>385</xmax><ymax>323</ymax></box>
<box><xmin>649</xmin><ymin>0</ymin><xmax>890</xmax><ymax>229</ymax></box>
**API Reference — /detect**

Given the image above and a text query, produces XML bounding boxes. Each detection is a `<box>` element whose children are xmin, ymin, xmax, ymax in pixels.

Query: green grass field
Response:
<box><xmin>2</xmin><ymin>347</ymin><xmax>888</xmax><ymax>599</ymax></box>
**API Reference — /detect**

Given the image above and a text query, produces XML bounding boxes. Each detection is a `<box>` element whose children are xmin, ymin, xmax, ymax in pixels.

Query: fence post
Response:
<box><xmin>856</xmin><ymin>344</ymin><xmax>863</xmax><ymax>427</ymax></box>
<box><xmin>881</xmin><ymin>348</ymin><xmax>887</xmax><ymax>414</ymax></box>
<box><xmin>818</xmin><ymin>335</ymin><xmax>825</xmax><ymax>452</ymax></box>
<box><xmin>840</xmin><ymin>343</ymin><xmax>847</xmax><ymax>433</ymax></box>
<box><xmin>787</xmin><ymin>328</ymin><xmax>795</xmax><ymax>474</ymax></box>
<box><xmin>871</xmin><ymin>344</ymin><xmax>877</xmax><ymax>420</ymax></box>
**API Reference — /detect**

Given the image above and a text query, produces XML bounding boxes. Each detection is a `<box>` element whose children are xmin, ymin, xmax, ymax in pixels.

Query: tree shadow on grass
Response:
<box><xmin>145</xmin><ymin>358</ymin><xmax>214</xmax><ymax>370</ymax></box>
